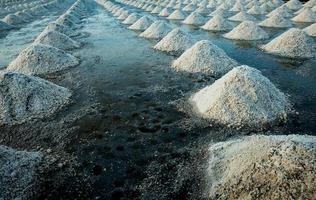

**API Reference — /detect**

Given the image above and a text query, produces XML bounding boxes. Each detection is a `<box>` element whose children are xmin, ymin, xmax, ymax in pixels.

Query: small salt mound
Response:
<box><xmin>196</xmin><ymin>6</ymin><xmax>209</xmax><ymax>14</ymax></box>
<box><xmin>3</xmin><ymin>14</ymin><xmax>25</xmax><ymax>25</ymax></box>
<box><xmin>172</xmin><ymin>40</ymin><xmax>238</xmax><ymax>76</ymax></box>
<box><xmin>158</xmin><ymin>7</ymin><xmax>173</xmax><ymax>17</ymax></box>
<box><xmin>201</xmin><ymin>14</ymin><xmax>233</xmax><ymax>31</ymax></box>
<box><xmin>183</xmin><ymin>3</ymin><xmax>197</xmax><ymax>12</ymax></box>
<box><xmin>167</xmin><ymin>9</ymin><xmax>186</xmax><ymax>20</ymax></box>
<box><xmin>230</xmin><ymin>1</ymin><xmax>246</xmax><ymax>12</ymax></box>
<box><xmin>128</xmin><ymin>16</ymin><xmax>153</xmax><ymax>31</ymax></box>
<box><xmin>262</xmin><ymin>28</ymin><xmax>316</xmax><ymax>58</ymax></box>
<box><xmin>139</xmin><ymin>20</ymin><xmax>172</xmax><ymax>39</ymax></box>
<box><xmin>228</xmin><ymin>11</ymin><xmax>257</xmax><ymax>22</ymax></box>
<box><xmin>117</xmin><ymin>10</ymin><xmax>129</xmax><ymax>20</ymax></box>
<box><xmin>304</xmin><ymin>23</ymin><xmax>316</xmax><ymax>36</ymax></box>
<box><xmin>182</xmin><ymin>11</ymin><xmax>206</xmax><ymax>25</ymax></box>
<box><xmin>34</xmin><ymin>29</ymin><xmax>80</xmax><ymax>50</ymax></box>
<box><xmin>55</xmin><ymin>15</ymin><xmax>76</xmax><ymax>28</ymax></box>
<box><xmin>0</xmin><ymin>20</ymin><xmax>14</xmax><ymax>30</ymax></box>
<box><xmin>0</xmin><ymin>145</ymin><xmax>42</xmax><ymax>199</ymax></box>
<box><xmin>292</xmin><ymin>8</ymin><xmax>316</xmax><ymax>23</ymax></box>
<box><xmin>45</xmin><ymin>22</ymin><xmax>79</xmax><ymax>37</ymax></box>
<box><xmin>209</xmin><ymin>8</ymin><xmax>230</xmax><ymax>17</ymax></box>
<box><xmin>208</xmin><ymin>135</ymin><xmax>316</xmax><ymax>199</ymax></box>
<box><xmin>224</xmin><ymin>21</ymin><xmax>269</xmax><ymax>40</ymax></box>
<box><xmin>247</xmin><ymin>4</ymin><xmax>264</xmax><ymax>15</ymax></box>
<box><xmin>122</xmin><ymin>13</ymin><xmax>139</xmax><ymax>25</ymax></box>
<box><xmin>0</xmin><ymin>71</ymin><xmax>71</xmax><ymax>124</ymax></box>
<box><xmin>190</xmin><ymin>65</ymin><xmax>290</xmax><ymax>128</ymax></box>
<box><xmin>7</xmin><ymin>44</ymin><xmax>79</xmax><ymax>75</ymax></box>
<box><xmin>286</xmin><ymin>0</ymin><xmax>302</xmax><ymax>10</ymax></box>
<box><xmin>151</xmin><ymin>5</ymin><xmax>163</xmax><ymax>14</ymax></box>
<box><xmin>153</xmin><ymin>28</ymin><xmax>194</xmax><ymax>54</ymax></box>
<box><xmin>259</xmin><ymin>13</ymin><xmax>292</xmax><ymax>28</ymax></box>
<box><xmin>267</xmin><ymin>5</ymin><xmax>294</xmax><ymax>18</ymax></box>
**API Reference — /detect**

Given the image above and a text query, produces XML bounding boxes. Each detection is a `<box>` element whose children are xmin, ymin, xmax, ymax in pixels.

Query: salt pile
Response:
<box><xmin>129</xmin><ymin>16</ymin><xmax>153</xmax><ymax>31</ymax></box>
<box><xmin>44</xmin><ymin>22</ymin><xmax>79</xmax><ymax>37</ymax></box>
<box><xmin>153</xmin><ymin>28</ymin><xmax>194</xmax><ymax>54</ymax></box>
<box><xmin>7</xmin><ymin>44</ymin><xmax>79</xmax><ymax>75</ymax></box>
<box><xmin>140</xmin><ymin>21</ymin><xmax>172</xmax><ymax>39</ymax></box>
<box><xmin>304</xmin><ymin>23</ymin><xmax>316</xmax><ymax>36</ymax></box>
<box><xmin>228</xmin><ymin>11</ymin><xmax>257</xmax><ymax>22</ymax></box>
<box><xmin>182</xmin><ymin>11</ymin><xmax>206</xmax><ymax>25</ymax></box>
<box><xmin>201</xmin><ymin>14</ymin><xmax>233</xmax><ymax>31</ymax></box>
<box><xmin>151</xmin><ymin>5</ymin><xmax>163</xmax><ymax>14</ymax></box>
<box><xmin>292</xmin><ymin>8</ymin><xmax>316</xmax><ymax>23</ymax></box>
<box><xmin>0</xmin><ymin>20</ymin><xmax>14</xmax><ymax>30</ymax></box>
<box><xmin>247</xmin><ymin>4</ymin><xmax>264</xmax><ymax>15</ymax></box>
<box><xmin>0</xmin><ymin>71</ymin><xmax>71</xmax><ymax>124</ymax></box>
<box><xmin>190</xmin><ymin>65</ymin><xmax>290</xmax><ymax>128</ymax></box>
<box><xmin>167</xmin><ymin>9</ymin><xmax>186</xmax><ymax>20</ymax></box>
<box><xmin>122</xmin><ymin>13</ymin><xmax>139</xmax><ymax>24</ymax></box>
<box><xmin>34</xmin><ymin>29</ymin><xmax>80</xmax><ymax>50</ymax></box>
<box><xmin>183</xmin><ymin>3</ymin><xmax>197</xmax><ymax>12</ymax></box>
<box><xmin>267</xmin><ymin>5</ymin><xmax>293</xmax><ymax>18</ymax></box>
<box><xmin>224</xmin><ymin>21</ymin><xmax>269</xmax><ymax>40</ymax></box>
<box><xmin>262</xmin><ymin>28</ymin><xmax>316</xmax><ymax>58</ymax></box>
<box><xmin>0</xmin><ymin>145</ymin><xmax>42</xmax><ymax>199</ymax></box>
<box><xmin>159</xmin><ymin>8</ymin><xmax>173</xmax><ymax>17</ymax></box>
<box><xmin>259</xmin><ymin>13</ymin><xmax>292</xmax><ymax>28</ymax></box>
<box><xmin>208</xmin><ymin>135</ymin><xmax>316</xmax><ymax>199</ymax></box>
<box><xmin>172</xmin><ymin>40</ymin><xmax>238</xmax><ymax>76</ymax></box>
<box><xmin>209</xmin><ymin>8</ymin><xmax>229</xmax><ymax>17</ymax></box>
<box><xmin>117</xmin><ymin>10</ymin><xmax>129</xmax><ymax>20</ymax></box>
<box><xmin>3</xmin><ymin>14</ymin><xmax>25</xmax><ymax>25</ymax></box>
<box><xmin>286</xmin><ymin>0</ymin><xmax>302</xmax><ymax>10</ymax></box>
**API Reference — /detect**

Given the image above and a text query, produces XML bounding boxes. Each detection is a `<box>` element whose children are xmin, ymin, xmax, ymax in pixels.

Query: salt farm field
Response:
<box><xmin>0</xmin><ymin>0</ymin><xmax>316</xmax><ymax>199</ymax></box>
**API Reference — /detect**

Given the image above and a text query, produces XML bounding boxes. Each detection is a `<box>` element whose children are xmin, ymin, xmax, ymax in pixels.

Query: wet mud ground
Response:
<box><xmin>1</xmin><ymin>1</ymin><xmax>316</xmax><ymax>199</ymax></box>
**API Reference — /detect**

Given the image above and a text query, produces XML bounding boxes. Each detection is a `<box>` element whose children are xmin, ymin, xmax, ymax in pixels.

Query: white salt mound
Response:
<box><xmin>259</xmin><ymin>13</ymin><xmax>292</xmax><ymax>28</ymax></box>
<box><xmin>0</xmin><ymin>72</ymin><xmax>71</xmax><ymax>124</ymax></box>
<box><xmin>201</xmin><ymin>14</ymin><xmax>233</xmax><ymax>31</ymax></box>
<box><xmin>129</xmin><ymin>16</ymin><xmax>153</xmax><ymax>31</ymax></box>
<box><xmin>228</xmin><ymin>11</ymin><xmax>257</xmax><ymax>22</ymax></box>
<box><xmin>267</xmin><ymin>5</ymin><xmax>293</xmax><ymax>18</ymax></box>
<box><xmin>34</xmin><ymin>29</ymin><xmax>80</xmax><ymax>50</ymax></box>
<box><xmin>286</xmin><ymin>0</ymin><xmax>303</xmax><ymax>10</ymax></box>
<box><xmin>0</xmin><ymin>145</ymin><xmax>42</xmax><ymax>199</ymax></box>
<box><xmin>262</xmin><ymin>28</ymin><xmax>316</xmax><ymax>58</ymax></box>
<box><xmin>304</xmin><ymin>23</ymin><xmax>316</xmax><ymax>36</ymax></box>
<box><xmin>7</xmin><ymin>44</ymin><xmax>79</xmax><ymax>75</ymax></box>
<box><xmin>158</xmin><ymin>7</ymin><xmax>173</xmax><ymax>17</ymax></box>
<box><xmin>122</xmin><ymin>13</ymin><xmax>139</xmax><ymax>24</ymax></box>
<box><xmin>153</xmin><ymin>28</ymin><xmax>194</xmax><ymax>54</ymax></box>
<box><xmin>139</xmin><ymin>21</ymin><xmax>172</xmax><ymax>39</ymax></box>
<box><xmin>172</xmin><ymin>40</ymin><xmax>238</xmax><ymax>76</ymax></box>
<box><xmin>208</xmin><ymin>134</ymin><xmax>316</xmax><ymax>199</ymax></box>
<box><xmin>182</xmin><ymin>11</ymin><xmax>206</xmax><ymax>25</ymax></box>
<box><xmin>45</xmin><ymin>22</ymin><xmax>79</xmax><ymax>37</ymax></box>
<box><xmin>3</xmin><ymin>14</ymin><xmax>25</xmax><ymax>25</ymax></box>
<box><xmin>292</xmin><ymin>8</ymin><xmax>316</xmax><ymax>22</ymax></box>
<box><xmin>190</xmin><ymin>65</ymin><xmax>290</xmax><ymax>128</ymax></box>
<box><xmin>167</xmin><ymin>9</ymin><xmax>186</xmax><ymax>20</ymax></box>
<box><xmin>224</xmin><ymin>21</ymin><xmax>269</xmax><ymax>40</ymax></box>
<box><xmin>0</xmin><ymin>20</ymin><xmax>14</xmax><ymax>30</ymax></box>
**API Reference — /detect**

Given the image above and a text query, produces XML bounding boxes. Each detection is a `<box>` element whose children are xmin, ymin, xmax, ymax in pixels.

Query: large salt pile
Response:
<box><xmin>167</xmin><ymin>9</ymin><xmax>186</xmax><ymax>20</ymax></box>
<box><xmin>3</xmin><ymin>14</ymin><xmax>25</xmax><ymax>25</ymax></box>
<box><xmin>0</xmin><ymin>20</ymin><xmax>14</xmax><ymax>30</ymax></box>
<box><xmin>34</xmin><ymin>29</ymin><xmax>80</xmax><ymax>50</ymax></box>
<box><xmin>44</xmin><ymin>22</ymin><xmax>79</xmax><ymax>37</ymax></box>
<box><xmin>129</xmin><ymin>16</ymin><xmax>153</xmax><ymax>31</ymax></box>
<box><xmin>262</xmin><ymin>28</ymin><xmax>316</xmax><ymax>58</ymax></box>
<box><xmin>259</xmin><ymin>13</ymin><xmax>292</xmax><ymax>28</ymax></box>
<box><xmin>122</xmin><ymin>13</ymin><xmax>139</xmax><ymax>24</ymax></box>
<box><xmin>292</xmin><ymin>8</ymin><xmax>316</xmax><ymax>23</ymax></box>
<box><xmin>286</xmin><ymin>0</ymin><xmax>303</xmax><ymax>10</ymax></box>
<box><xmin>208</xmin><ymin>134</ymin><xmax>316</xmax><ymax>199</ymax></box>
<box><xmin>228</xmin><ymin>11</ymin><xmax>257</xmax><ymax>22</ymax></box>
<box><xmin>7</xmin><ymin>44</ymin><xmax>79</xmax><ymax>75</ymax></box>
<box><xmin>0</xmin><ymin>71</ymin><xmax>71</xmax><ymax>124</ymax></box>
<box><xmin>224</xmin><ymin>21</ymin><xmax>269</xmax><ymax>40</ymax></box>
<box><xmin>140</xmin><ymin>21</ymin><xmax>172</xmax><ymax>39</ymax></box>
<box><xmin>0</xmin><ymin>145</ymin><xmax>42</xmax><ymax>199</ymax></box>
<box><xmin>182</xmin><ymin>11</ymin><xmax>206</xmax><ymax>25</ymax></box>
<box><xmin>304</xmin><ymin>23</ymin><xmax>316</xmax><ymax>36</ymax></box>
<box><xmin>172</xmin><ymin>40</ymin><xmax>238</xmax><ymax>76</ymax></box>
<box><xmin>201</xmin><ymin>14</ymin><xmax>233</xmax><ymax>31</ymax></box>
<box><xmin>190</xmin><ymin>65</ymin><xmax>290</xmax><ymax>128</ymax></box>
<box><xmin>153</xmin><ymin>28</ymin><xmax>194</xmax><ymax>54</ymax></box>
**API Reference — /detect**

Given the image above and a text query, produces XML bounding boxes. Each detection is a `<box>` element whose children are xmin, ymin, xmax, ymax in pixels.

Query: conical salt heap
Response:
<box><xmin>228</xmin><ymin>11</ymin><xmax>257</xmax><ymax>22</ymax></box>
<box><xmin>3</xmin><ymin>14</ymin><xmax>25</xmax><ymax>25</ymax></box>
<box><xmin>292</xmin><ymin>8</ymin><xmax>316</xmax><ymax>23</ymax></box>
<box><xmin>34</xmin><ymin>29</ymin><xmax>80</xmax><ymax>50</ymax></box>
<box><xmin>122</xmin><ymin>13</ymin><xmax>139</xmax><ymax>25</ymax></box>
<box><xmin>44</xmin><ymin>22</ymin><xmax>79</xmax><ymax>37</ymax></box>
<box><xmin>182</xmin><ymin>11</ymin><xmax>206</xmax><ymax>25</ymax></box>
<box><xmin>201</xmin><ymin>14</ymin><xmax>233</xmax><ymax>31</ymax></box>
<box><xmin>304</xmin><ymin>23</ymin><xmax>316</xmax><ymax>36</ymax></box>
<box><xmin>129</xmin><ymin>16</ymin><xmax>153</xmax><ymax>31</ymax></box>
<box><xmin>7</xmin><ymin>44</ymin><xmax>79</xmax><ymax>75</ymax></box>
<box><xmin>267</xmin><ymin>5</ymin><xmax>293</xmax><ymax>18</ymax></box>
<box><xmin>117</xmin><ymin>10</ymin><xmax>129</xmax><ymax>20</ymax></box>
<box><xmin>151</xmin><ymin>5</ymin><xmax>163</xmax><ymax>14</ymax></box>
<box><xmin>190</xmin><ymin>65</ymin><xmax>290</xmax><ymax>128</ymax></box>
<box><xmin>172</xmin><ymin>40</ymin><xmax>238</xmax><ymax>76</ymax></box>
<box><xmin>153</xmin><ymin>28</ymin><xmax>194</xmax><ymax>54</ymax></box>
<box><xmin>286</xmin><ymin>0</ymin><xmax>302</xmax><ymax>10</ymax></box>
<box><xmin>262</xmin><ymin>28</ymin><xmax>316</xmax><ymax>58</ymax></box>
<box><xmin>0</xmin><ymin>71</ymin><xmax>71</xmax><ymax>125</ymax></box>
<box><xmin>247</xmin><ymin>4</ymin><xmax>264</xmax><ymax>15</ymax></box>
<box><xmin>224</xmin><ymin>21</ymin><xmax>269</xmax><ymax>40</ymax></box>
<box><xmin>183</xmin><ymin>3</ymin><xmax>197</xmax><ymax>12</ymax></box>
<box><xmin>140</xmin><ymin>21</ymin><xmax>172</xmax><ymax>39</ymax></box>
<box><xmin>167</xmin><ymin>9</ymin><xmax>186</xmax><ymax>20</ymax></box>
<box><xmin>208</xmin><ymin>134</ymin><xmax>316</xmax><ymax>199</ymax></box>
<box><xmin>209</xmin><ymin>8</ymin><xmax>230</xmax><ymax>17</ymax></box>
<box><xmin>0</xmin><ymin>21</ymin><xmax>14</xmax><ymax>30</ymax></box>
<box><xmin>158</xmin><ymin>7</ymin><xmax>173</xmax><ymax>17</ymax></box>
<box><xmin>259</xmin><ymin>13</ymin><xmax>292</xmax><ymax>28</ymax></box>
<box><xmin>0</xmin><ymin>145</ymin><xmax>42</xmax><ymax>199</ymax></box>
